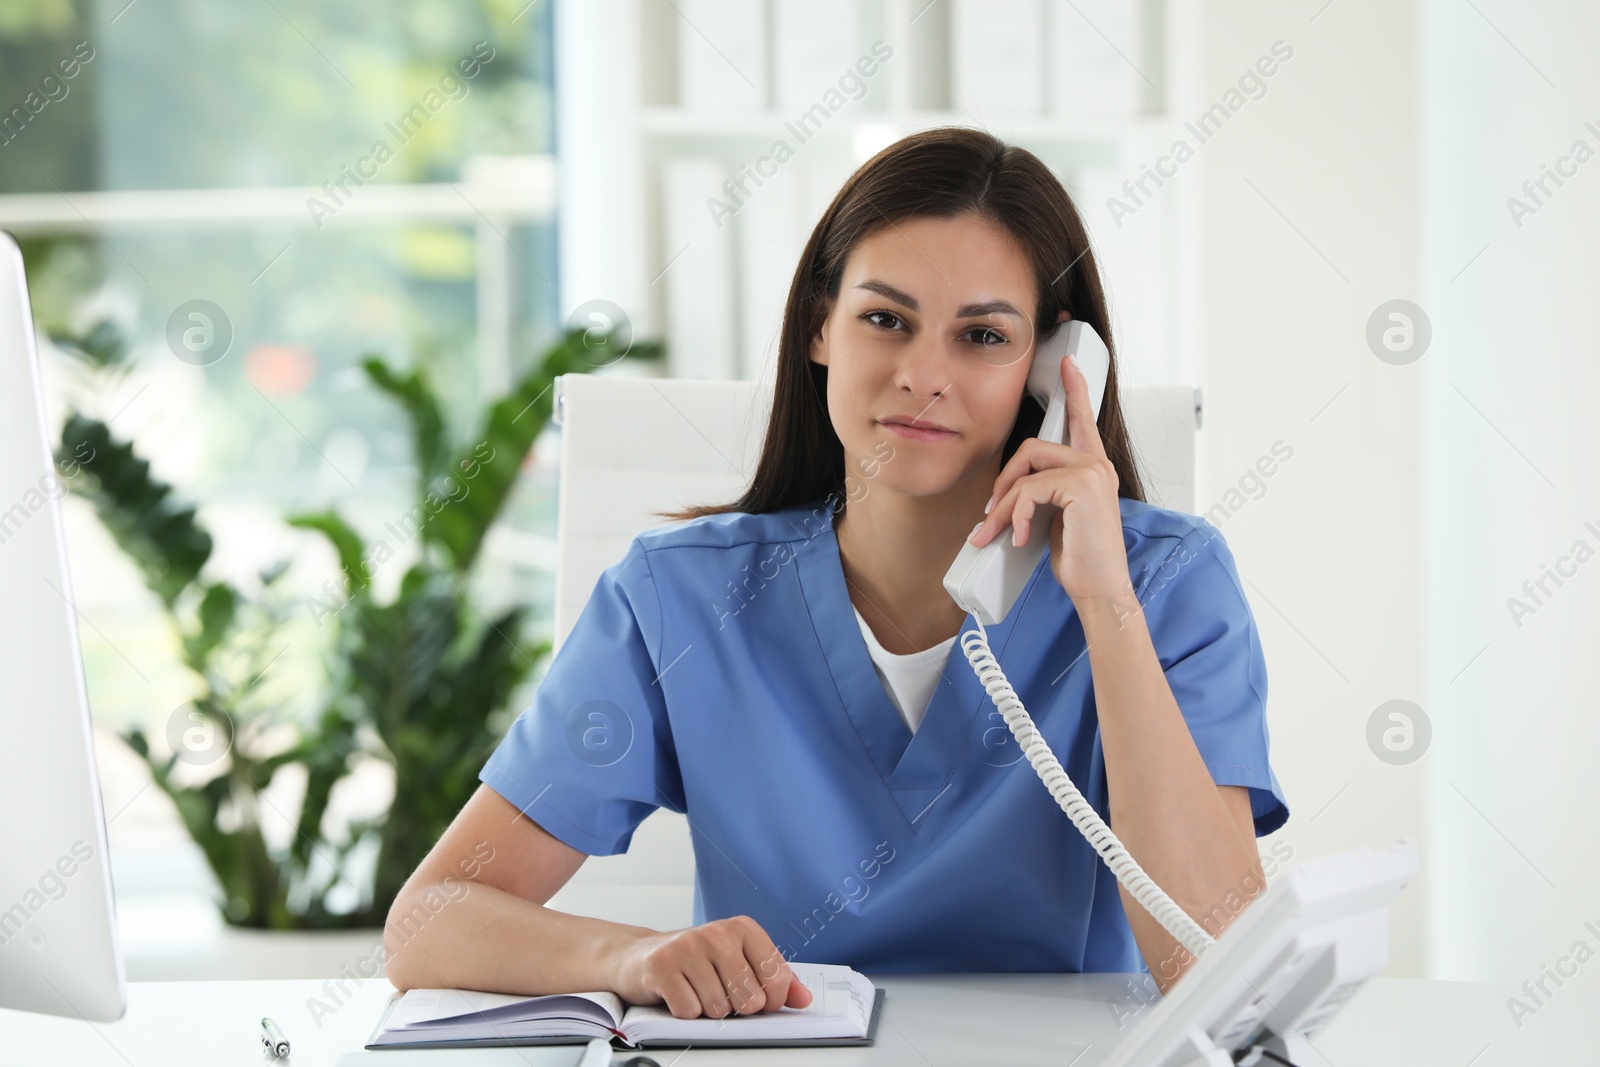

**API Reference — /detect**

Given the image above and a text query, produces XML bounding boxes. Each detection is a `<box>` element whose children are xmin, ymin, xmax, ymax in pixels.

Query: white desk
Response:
<box><xmin>0</xmin><ymin>973</ymin><xmax>1591</xmax><ymax>1065</ymax></box>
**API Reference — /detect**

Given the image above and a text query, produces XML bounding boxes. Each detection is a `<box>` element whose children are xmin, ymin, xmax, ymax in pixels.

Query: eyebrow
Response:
<box><xmin>854</xmin><ymin>279</ymin><xmax>1024</xmax><ymax>320</ymax></box>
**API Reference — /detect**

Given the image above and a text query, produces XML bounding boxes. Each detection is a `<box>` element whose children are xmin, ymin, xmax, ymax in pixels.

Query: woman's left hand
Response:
<box><xmin>966</xmin><ymin>312</ymin><xmax>1133</xmax><ymax>605</ymax></box>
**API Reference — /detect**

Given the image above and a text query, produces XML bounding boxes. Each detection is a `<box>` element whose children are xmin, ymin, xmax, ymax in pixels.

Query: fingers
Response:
<box><xmin>681</xmin><ymin>951</ymin><xmax>733</xmax><ymax>1019</ymax></box>
<box><xmin>658</xmin><ymin>916</ymin><xmax>803</xmax><ymax>1020</ymax></box>
<box><xmin>977</xmin><ymin>473</ymin><xmax>1055</xmax><ymax>549</ymax></box>
<box><xmin>1060</xmin><ymin>353</ymin><xmax>1108</xmax><ymax>460</ymax></box>
<box><xmin>971</xmin><ymin>443</ymin><xmax>1045</xmax><ymax>545</ymax></box>
<box><xmin>740</xmin><ymin>927</ymin><xmax>799</xmax><ymax>1013</ymax></box>
<box><xmin>708</xmin><ymin>943</ymin><xmax>762</xmax><ymax>1017</ymax></box>
<box><xmin>785</xmin><ymin>972</ymin><xmax>814</xmax><ymax>1008</ymax></box>
<box><xmin>975</xmin><ymin>461</ymin><xmax>1117</xmax><ymax>549</ymax></box>
<box><xmin>970</xmin><ymin>410</ymin><xmax>1119</xmax><ymax>550</ymax></box>
<box><xmin>726</xmin><ymin>917</ymin><xmax>809</xmax><ymax>1015</ymax></box>
<box><xmin>657</xmin><ymin>968</ymin><xmax>704</xmax><ymax>1020</ymax></box>
<box><xmin>1011</xmin><ymin>485</ymin><xmax>1043</xmax><ymax>548</ymax></box>
<box><xmin>971</xmin><ymin>445</ymin><xmax>1081</xmax><ymax>547</ymax></box>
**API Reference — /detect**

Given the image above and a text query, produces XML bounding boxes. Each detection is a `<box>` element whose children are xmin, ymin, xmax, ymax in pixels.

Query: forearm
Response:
<box><xmin>384</xmin><ymin>878</ymin><xmax>654</xmax><ymax>995</ymax></box>
<box><xmin>1074</xmin><ymin>588</ymin><xmax>1264</xmax><ymax>988</ymax></box>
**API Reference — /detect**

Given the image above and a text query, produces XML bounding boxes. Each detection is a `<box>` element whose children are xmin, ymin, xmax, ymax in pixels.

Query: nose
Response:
<box><xmin>893</xmin><ymin>330</ymin><xmax>955</xmax><ymax>403</ymax></box>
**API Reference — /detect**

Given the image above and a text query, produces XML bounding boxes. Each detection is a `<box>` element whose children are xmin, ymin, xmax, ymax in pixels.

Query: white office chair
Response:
<box><xmin>539</xmin><ymin>370</ymin><xmax>1200</xmax><ymax>931</ymax></box>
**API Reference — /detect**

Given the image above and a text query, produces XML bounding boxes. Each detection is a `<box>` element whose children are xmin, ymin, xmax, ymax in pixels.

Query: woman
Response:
<box><xmin>384</xmin><ymin>126</ymin><xmax>1289</xmax><ymax>1018</ymax></box>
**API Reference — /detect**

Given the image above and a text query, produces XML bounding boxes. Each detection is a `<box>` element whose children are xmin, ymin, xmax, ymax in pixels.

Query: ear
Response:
<box><xmin>808</xmin><ymin>321</ymin><xmax>829</xmax><ymax>367</ymax></box>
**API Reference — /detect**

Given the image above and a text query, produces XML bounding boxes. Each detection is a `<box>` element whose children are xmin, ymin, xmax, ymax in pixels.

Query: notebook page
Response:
<box><xmin>387</xmin><ymin>987</ymin><xmax>626</xmax><ymax>1031</ymax></box>
<box><xmin>787</xmin><ymin>962</ymin><xmax>873</xmax><ymax>1020</ymax></box>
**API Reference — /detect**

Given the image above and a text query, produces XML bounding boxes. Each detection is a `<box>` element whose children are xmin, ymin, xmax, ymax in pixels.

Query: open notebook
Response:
<box><xmin>366</xmin><ymin>962</ymin><xmax>883</xmax><ymax>1050</ymax></box>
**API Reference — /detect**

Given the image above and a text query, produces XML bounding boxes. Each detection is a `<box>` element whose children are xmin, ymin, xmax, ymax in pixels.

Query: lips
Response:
<box><xmin>880</xmin><ymin>417</ymin><xmax>956</xmax><ymax>440</ymax></box>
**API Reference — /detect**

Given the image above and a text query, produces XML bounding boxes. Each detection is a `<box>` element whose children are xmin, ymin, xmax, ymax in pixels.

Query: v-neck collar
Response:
<box><xmin>852</xmin><ymin>602</ymin><xmax>956</xmax><ymax>664</ymax></box>
<box><xmin>789</xmin><ymin>498</ymin><xmax>1043</xmax><ymax>831</ymax></box>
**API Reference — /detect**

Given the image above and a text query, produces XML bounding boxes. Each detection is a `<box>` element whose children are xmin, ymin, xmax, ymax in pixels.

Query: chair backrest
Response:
<box><xmin>539</xmin><ymin>372</ymin><xmax>1199</xmax><ymax>931</ymax></box>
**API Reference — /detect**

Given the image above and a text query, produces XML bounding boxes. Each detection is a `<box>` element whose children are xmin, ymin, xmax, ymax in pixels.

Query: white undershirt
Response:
<box><xmin>852</xmin><ymin>605</ymin><xmax>957</xmax><ymax>734</ymax></box>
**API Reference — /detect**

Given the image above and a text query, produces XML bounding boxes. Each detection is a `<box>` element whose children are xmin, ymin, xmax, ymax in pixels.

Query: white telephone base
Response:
<box><xmin>1170</xmin><ymin>1023</ymin><xmax>1313</xmax><ymax>1067</ymax></box>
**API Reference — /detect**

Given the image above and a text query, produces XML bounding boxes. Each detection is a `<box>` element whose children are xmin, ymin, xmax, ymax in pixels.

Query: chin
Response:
<box><xmin>851</xmin><ymin>468</ymin><xmax>966</xmax><ymax>502</ymax></box>
<box><xmin>843</xmin><ymin>431</ymin><xmax>993</xmax><ymax>500</ymax></box>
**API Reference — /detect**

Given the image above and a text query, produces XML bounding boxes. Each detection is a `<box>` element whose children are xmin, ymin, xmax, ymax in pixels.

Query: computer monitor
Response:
<box><xmin>0</xmin><ymin>231</ymin><xmax>126</xmax><ymax>1021</ymax></box>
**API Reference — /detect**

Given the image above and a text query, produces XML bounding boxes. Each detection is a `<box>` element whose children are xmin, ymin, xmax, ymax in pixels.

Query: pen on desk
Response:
<box><xmin>260</xmin><ymin>1016</ymin><xmax>290</xmax><ymax>1058</ymax></box>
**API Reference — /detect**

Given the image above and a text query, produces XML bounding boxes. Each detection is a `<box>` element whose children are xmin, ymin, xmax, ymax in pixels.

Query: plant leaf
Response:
<box><xmin>58</xmin><ymin>414</ymin><xmax>211</xmax><ymax>607</ymax></box>
<box><xmin>425</xmin><ymin>328</ymin><xmax>655</xmax><ymax>571</ymax></box>
<box><xmin>182</xmin><ymin>582</ymin><xmax>238</xmax><ymax>670</ymax></box>
<box><xmin>287</xmin><ymin>706</ymin><xmax>360</xmax><ymax>871</ymax></box>
<box><xmin>50</xmin><ymin>320</ymin><xmax>131</xmax><ymax>370</ymax></box>
<box><xmin>287</xmin><ymin>511</ymin><xmax>371</xmax><ymax>599</ymax></box>
<box><xmin>360</xmin><ymin>356</ymin><xmax>447</xmax><ymax>494</ymax></box>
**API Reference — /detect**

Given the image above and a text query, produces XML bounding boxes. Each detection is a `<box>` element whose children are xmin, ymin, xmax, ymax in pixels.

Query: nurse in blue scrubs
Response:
<box><xmin>384</xmin><ymin>125</ymin><xmax>1290</xmax><ymax>1020</ymax></box>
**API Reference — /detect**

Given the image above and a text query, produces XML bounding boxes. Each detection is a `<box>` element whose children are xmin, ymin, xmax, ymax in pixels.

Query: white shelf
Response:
<box><xmin>639</xmin><ymin>105</ymin><xmax>1178</xmax><ymax>144</ymax></box>
<box><xmin>557</xmin><ymin>0</ymin><xmax>1192</xmax><ymax>388</ymax></box>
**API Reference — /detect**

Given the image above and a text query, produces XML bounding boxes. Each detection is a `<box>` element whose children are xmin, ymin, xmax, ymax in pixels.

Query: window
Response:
<box><xmin>1</xmin><ymin>0</ymin><xmax>558</xmax><ymax>965</ymax></box>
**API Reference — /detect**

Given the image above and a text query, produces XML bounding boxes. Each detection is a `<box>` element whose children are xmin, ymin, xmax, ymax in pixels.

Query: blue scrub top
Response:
<box><xmin>480</xmin><ymin>494</ymin><xmax>1289</xmax><ymax>975</ymax></box>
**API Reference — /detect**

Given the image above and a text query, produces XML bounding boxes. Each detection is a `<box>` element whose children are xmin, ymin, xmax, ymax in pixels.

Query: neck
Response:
<box><xmin>834</xmin><ymin>477</ymin><xmax>991</xmax><ymax>654</ymax></box>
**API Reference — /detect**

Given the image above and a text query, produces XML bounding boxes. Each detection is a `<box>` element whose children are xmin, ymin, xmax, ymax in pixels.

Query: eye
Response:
<box><xmin>862</xmin><ymin>309</ymin><xmax>905</xmax><ymax>331</ymax></box>
<box><xmin>963</xmin><ymin>326</ymin><xmax>1007</xmax><ymax>347</ymax></box>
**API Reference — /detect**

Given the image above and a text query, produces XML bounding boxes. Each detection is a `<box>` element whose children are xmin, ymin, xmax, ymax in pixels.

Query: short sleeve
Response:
<box><xmin>480</xmin><ymin>538</ymin><xmax>686</xmax><ymax>855</ymax></box>
<box><xmin>1137</xmin><ymin>521</ymin><xmax>1289</xmax><ymax>837</ymax></box>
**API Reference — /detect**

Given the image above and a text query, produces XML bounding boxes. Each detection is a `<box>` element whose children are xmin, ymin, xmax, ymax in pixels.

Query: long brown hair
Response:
<box><xmin>658</xmin><ymin>125</ymin><xmax>1146</xmax><ymax>523</ymax></box>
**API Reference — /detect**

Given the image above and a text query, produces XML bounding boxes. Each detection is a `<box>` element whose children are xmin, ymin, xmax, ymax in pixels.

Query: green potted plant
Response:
<box><xmin>54</xmin><ymin>323</ymin><xmax>660</xmax><ymax>940</ymax></box>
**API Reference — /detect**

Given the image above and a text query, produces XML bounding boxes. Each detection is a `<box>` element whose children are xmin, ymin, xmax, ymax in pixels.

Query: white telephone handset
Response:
<box><xmin>942</xmin><ymin>318</ymin><xmax>1110</xmax><ymax>627</ymax></box>
<box><xmin>944</xmin><ymin>319</ymin><xmax>1218</xmax><ymax>960</ymax></box>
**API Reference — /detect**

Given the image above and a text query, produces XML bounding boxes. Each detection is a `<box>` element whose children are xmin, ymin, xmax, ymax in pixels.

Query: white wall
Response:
<box><xmin>1185</xmin><ymin>0</ymin><xmax>1429</xmax><ymax>975</ymax></box>
<box><xmin>1185</xmin><ymin>0</ymin><xmax>1600</xmax><ymax>984</ymax></box>
<box><xmin>1422</xmin><ymin>0</ymin><xmax>1600</xmax><ymax>984</ymax></box>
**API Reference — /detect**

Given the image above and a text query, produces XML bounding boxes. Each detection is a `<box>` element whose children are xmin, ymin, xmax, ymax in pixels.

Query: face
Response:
<box><xmin>809</xmin><ymin>212</ymin><xmax>1039</xmax><ymax>502</ymax></box>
